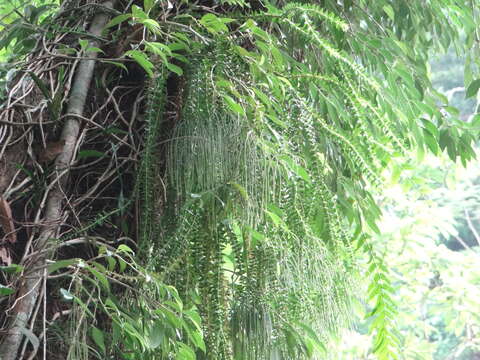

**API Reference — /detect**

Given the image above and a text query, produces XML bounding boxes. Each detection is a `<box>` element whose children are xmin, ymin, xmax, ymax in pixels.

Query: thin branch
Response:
<box><xmin>464</xmin><ymin>209</ymin><xmax>480</xmax><ymax>247</ymax></box>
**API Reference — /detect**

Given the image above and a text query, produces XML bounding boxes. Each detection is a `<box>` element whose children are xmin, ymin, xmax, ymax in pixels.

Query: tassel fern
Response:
<box><xmin>136</xmin><ymin>69</ymin><xmax>167</xmax><ymax>257</ymax></box>
<box><xmin>132</xmin><ymin>1</ymin><xmax>474</xmax><ymax>359</ymax></box>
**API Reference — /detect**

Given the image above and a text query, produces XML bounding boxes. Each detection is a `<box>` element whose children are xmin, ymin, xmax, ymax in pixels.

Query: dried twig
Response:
<box><xmin>0</xmin><ymin>197</ymin><xmax>16</xmax><ymax>244</ymax></box>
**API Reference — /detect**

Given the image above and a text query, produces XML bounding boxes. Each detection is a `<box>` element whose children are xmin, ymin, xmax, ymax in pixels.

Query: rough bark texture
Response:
<box><xmin>0</xmin><ymin>3</ymin><xmax>114</xmax><ymax>358</ymax></box>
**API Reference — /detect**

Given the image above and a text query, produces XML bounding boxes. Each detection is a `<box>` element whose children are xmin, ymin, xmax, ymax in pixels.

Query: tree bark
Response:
<box><xmin>0</xmin><ymin>3</ymin><xmax>114</xmax><ymax>358</ymax></box>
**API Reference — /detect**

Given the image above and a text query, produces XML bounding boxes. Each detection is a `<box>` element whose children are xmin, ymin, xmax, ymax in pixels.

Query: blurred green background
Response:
<box><xmin>337</xmin><ymin>53</ymin><xmax>480</xmax><ymax>360</ymax></box>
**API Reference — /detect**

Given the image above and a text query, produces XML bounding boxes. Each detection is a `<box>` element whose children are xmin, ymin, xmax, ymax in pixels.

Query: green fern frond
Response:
<box><xmin>282</xmin><ymin>16</ymin><xmax>380</xmax><ymax>92</ymax></box>
<box><xmin>281</xmin><ymin>2</ymin><xmax>349</xmax><ymax>32</ymax></box>
<box><xmin>136</xmin><ymin>69</ymin><xmax>167</xmax><ymax>257</ymax></box>
<box><xmin>361</xmin><ymin>239</ymin><xmax>402</xmax><ymax>360</ymax></box>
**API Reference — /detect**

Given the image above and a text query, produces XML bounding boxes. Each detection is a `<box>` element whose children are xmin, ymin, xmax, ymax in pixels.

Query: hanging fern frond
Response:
<box><xmin>136</xmin><ymin>69</ymin><xmax>167</xmax><ymax>257</ymax></box>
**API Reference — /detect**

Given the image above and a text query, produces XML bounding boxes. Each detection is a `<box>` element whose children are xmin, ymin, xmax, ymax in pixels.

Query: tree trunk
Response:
<box><xmin>0</xmin><ymin>3</ymin><xmax>114</xmax><ymax>358</ymax></box>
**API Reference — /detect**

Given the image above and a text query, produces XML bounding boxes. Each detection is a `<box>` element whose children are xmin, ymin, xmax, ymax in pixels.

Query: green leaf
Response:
<box><xmin>420</xmin><ymin>118</ymin><xmax>439</xmax><ymax>138</ymax></box>
<box><xmin>78</xmin><ymin>38</ymin><xmax>88</xmax><ymax>51</ymax></box>
<box><xmin>439</xmin><ymin>129</ymin><xmax>450</xmax><ymax>151</ymax></box>
<box><xmin>295</xmin><ymin>321</ymin><xmax>326</xmax><ymax>352</ymax></box>
<box><xmin>223</xmin><ymin>95</ymin><xmax>245</xmax><ymax>116</ymax></box>
<box><xmin>101</xmin><ymin>60</ymin><xmax>128</xmax><ymax>71</ymax></box>
<box><xmin>271</xmin><ymin>46</ymin><xmax>284</xmax><ymax>69</ymax></box>
<box><xmin>141</xmin><ymin>18</ymin><xmax>161</xmax><ymax>34</ymax></box>
<box><xmin>86</xmin><ymin>46</ymin><xmax>104</xmax><ymax>54</ymax></box>
<box><xmin>383</xmin><ymin>5</ymin><xmax>395</xmax><ymax>20</ymax></box>
<box><xmin>166</xmin><ymin>62</ymin><xmax>183</xmax><ymax>75</ymax></box>
<box><xmin>200</xmin><ymin>13</ymin><xmax>229</xmax><ymax>34</ymax></box>
<box><xmin>281</xmin><ymin>156</ymin><xmax>311</xmax><ymax>183</ymax></box>
<box><xmin>148</xmin><ymin>321</ymin><xmax>165</xmax><ymax>349</ymax></box>
<box><xmin>169</xmin><ymin>42</ymin><xmax>189</xmax><ymax>52</ymax></box>
<box><xmin>364</xmin><ymin>214</ymin><xmax>380</xmax><ymax>235</ymax></box>
<box><xmin>414</xmin><ymin>78</ymin><xmax>424</xmax><ymax>100</ymax></box>
<box><xmin>252</xmin><ymin>87</ymin><xmax>271</xmax><ymax>107</ymax></box>
<box><xmin>144</xmin><ymin>0</ymin><xmax>155</xmax><ymax>13</ymax></box>
<box><xmin>48</xmin><ymin>259</ymin><xmax>78</xmax><ymax>273</ymax></box>
<box><xmin>117</xmin><ymin>244</ymin><xmax>134</xmax><ymax>254</ymax></box>
<box><xmin>229</xmin><ymin>182</ymin><xmax>249</xmax><ymax>200</ymax></box>
<box><xmin>158</xmin><ymin>307</ymin><xmax>182</xmax><ymax>328</ymax></box>
<box><xmin>266</xmin><ymin>210</ymin><xmax>287</xmax><ymax>230</ymax></box>
<box><xmin>104</xmin><ymin>14</ymin><xmax>132</xmax><ymax>29</ymax></box>
<box><xmin>88</xmin><ymin>265</ymin><xmax>110</xmax><ymax>291</ymax></box>
<box><xmin>106</xmin><ymin>255</ymin><xmax>116</xmax><ymax>271</ymax></box>
<box><xmin>466</xmin><ymin>79</ymin><xmax>480</xmax><ymax>98</ymax></box>
<box><xmin>184</xmin><ymin>308</ymin><xmax>202</xmax><ymax>332</ymax></box>
<box><xmin>446</xmin><ymin>137</ymin><xmax>457</xmax><ymax>161</ymax></box>
<box><xmin>176</xmin><ymin>343</ymin><xmax>196</xmax><ymax>360</ymax></box>
<box><xmin>249</xmin><ymin>228</ymin><xmax>266</xmax><ymax>247</ymax></box>
<box><xmin>190</xmin><ymin>330</ymin><xmax>205</xmax><ymax>352</ymax></box>
<box><xmin>29</xmin><ymin>72</ymin><xmax>51</xmax><ymax>100</ymax></box>
<box><xmin>266</xmin><ymin>114</ymin><xmax>287</xmax><ymax>128</ymax></box>
<box><xmin>77</xmin><ymin>150</ymin><xmax>105</xmax><ymax>159</ymax></box>
<box><xmin>0</xmin><ymin>284</ymin><xmax>14</xmax><ymax>296</ymax></box>
<box><xmin>444</xmin><ymin>106</ymin><xmax>460</xmax><ymax>117</ymax></box>
<box><xmin>25</xmin><ymin>4</ymin><xmax>55</xmax><ymax>24</ymax></box>
<box><xmin>131</xmin><ymin>5</ymin><xmax>148</xmax><ymax>20</ymax></box>
<box><xmin>91</xmin><ymin>327</ymin><xmax>106</xmax><ymax>354</ymax></box>
<box><xmin>146</xmin><ymin>41</ymin><xmax>172</xmax><ymax>55</ymax></box>
<box><xmin>0</xmin><ymin>264</ymin><xmax>23</xmax><ymax>274</ymax></box>
<box><xmin>145</xmin><ymin>41</ymin><xmax>169</xmax><ymax>67</ymax></box>
<box><xmin>251</xmin><ymin>26</ymin><xmax>270</xmax><ymax>42</ymax></box>
<box><xmin>125</xmin><ymin>50</ymin><xmax>154</xmax><ymax>78</ymax></box>
<box><xmin>118</xmin><ymin>257</ymin><xmax>127</xmax><ymax>272</ymax></box>
<box><xmin>423</xmin><ymin>129</ymin><xmax>438</xmax><ymax>155</ymax></box>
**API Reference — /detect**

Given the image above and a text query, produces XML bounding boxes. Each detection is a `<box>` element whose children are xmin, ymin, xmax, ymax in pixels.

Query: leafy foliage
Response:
<box><xmin>0</xmin><ymin>0</ymin><xmax>479</xmax><ymax>359</ymax></box>
<box><xmin>337</xmin><ymin>155</ymin><xmax>480</xmax><ymax>359</ymax></box>
<box><xmin>46</xmin><ymin>244</ymin><xmax>204</xmax><ymax>360</ymax></box>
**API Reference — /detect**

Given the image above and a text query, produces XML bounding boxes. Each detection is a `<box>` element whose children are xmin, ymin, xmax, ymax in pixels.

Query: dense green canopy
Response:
<box><xmin>0</xmin><ymin>0</ymin><xmax>478</xmax><ymax>359</ymax></box>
